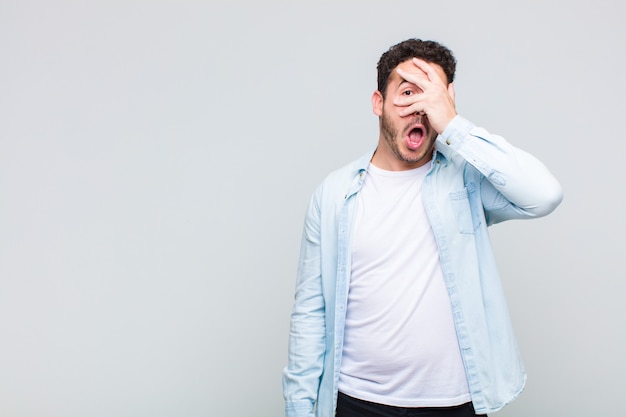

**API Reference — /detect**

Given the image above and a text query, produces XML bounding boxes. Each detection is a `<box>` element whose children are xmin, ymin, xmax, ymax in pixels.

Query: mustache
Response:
<box><xmin>409</xmin><ymin>114</ymin><xmax>425</xmax><ymax>125</ymax></box>
<box><xmin>403</xmin><ymin>115</ymin><xmax>427</xmax><ymax>134</ymax></box>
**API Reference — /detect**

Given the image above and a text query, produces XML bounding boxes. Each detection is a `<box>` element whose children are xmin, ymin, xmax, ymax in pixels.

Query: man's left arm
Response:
<box><xmin>395</xmin><ymin>58</ymin><xmax>563</xmax><ymax>222</ymax></box>
<box><xmin>437</xmin><ymin>115</ymin><xmax>563</xmax><ymax>223</ymax></box>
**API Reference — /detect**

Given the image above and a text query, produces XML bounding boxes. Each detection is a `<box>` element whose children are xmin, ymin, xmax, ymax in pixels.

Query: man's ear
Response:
<box><xmin>448</xmin><ymin>82</ymin><xmax>455</xmax><ymax>101</ymax></box>
<box><xmin>372</xmin><ymin>90</ymin><xmax>383</xmax><ymax>117</ymax></box>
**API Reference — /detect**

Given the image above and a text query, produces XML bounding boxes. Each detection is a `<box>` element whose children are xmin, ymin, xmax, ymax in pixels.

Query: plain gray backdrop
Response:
<box><xmin>1</xmin><ymin>1</ymin><xmax>624</xmax><ymax>416</ymax></box>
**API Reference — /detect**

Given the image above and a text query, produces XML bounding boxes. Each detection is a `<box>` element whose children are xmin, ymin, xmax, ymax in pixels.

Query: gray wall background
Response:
<box><xmin>1</xmin><ymin>1</ymin><xmax>624</xmax><ymax>416</ymax></box>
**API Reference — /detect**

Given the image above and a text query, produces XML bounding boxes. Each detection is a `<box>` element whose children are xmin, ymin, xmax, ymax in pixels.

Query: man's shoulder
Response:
<box><xmin>319</xmin><ymin>151</ymin><xmax>372</xmax><ymax>187</ymax></box>
<box><xmin>307</xmin><ymin>151</ymin><xmax>372</xmax><ymax>209</ymax></box>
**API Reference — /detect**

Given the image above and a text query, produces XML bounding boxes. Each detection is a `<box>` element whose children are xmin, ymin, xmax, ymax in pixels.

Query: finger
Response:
<box><xmin>395</xmin><ymin>67</ymin><xmax>429</xmax><ymax>91</ymax></box>
<box><xmin>411</xmin><ymin>58</ymin><xmax>445</xmax><ymax>85</ymax></box>
<box><xmin>398</xmin><ymin>102</ymin><xmax>426</xmax><ymax>117</ymax></box>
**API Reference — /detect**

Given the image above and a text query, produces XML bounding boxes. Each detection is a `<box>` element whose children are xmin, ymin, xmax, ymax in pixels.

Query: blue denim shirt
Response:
<box><xmin>282</xmin><ymin>115</ymin><xmax>563</xmax><ymax>416</ymax></box>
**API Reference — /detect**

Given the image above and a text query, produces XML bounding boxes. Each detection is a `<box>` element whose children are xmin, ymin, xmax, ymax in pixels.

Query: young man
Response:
<box><xmin>282</xmin><ymin>39</ymin><xmax>563</xmax><ymax>417</ymax></box>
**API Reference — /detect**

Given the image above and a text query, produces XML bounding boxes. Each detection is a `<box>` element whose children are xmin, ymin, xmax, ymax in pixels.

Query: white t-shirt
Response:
<box><xmin>338</xmin><ymin>162</ymin><xmax>471</xmax><ymax>407</ymax></box>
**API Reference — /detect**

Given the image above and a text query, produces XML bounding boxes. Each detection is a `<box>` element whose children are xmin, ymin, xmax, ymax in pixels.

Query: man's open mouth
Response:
<box><xmin>406</xmin><ymin>126</ymin><xmax>425</xmax><ymax>150</ymax></box>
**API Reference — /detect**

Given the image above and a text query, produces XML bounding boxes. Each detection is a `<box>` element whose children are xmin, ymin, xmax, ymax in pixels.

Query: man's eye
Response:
<box><xmin>402</xmin><ymin>90</ymin><xmax>412</xmax><ymax>96</ymax></box>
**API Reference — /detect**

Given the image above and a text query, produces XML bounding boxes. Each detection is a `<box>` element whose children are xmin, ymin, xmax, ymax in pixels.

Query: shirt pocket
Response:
<box><xmin>449</xmin><ymin>182</ymin><xmax>482</xmax><ymax>234</ymax></box>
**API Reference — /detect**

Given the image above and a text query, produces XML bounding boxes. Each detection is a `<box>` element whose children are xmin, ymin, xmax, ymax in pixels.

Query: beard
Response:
<box><xmin>380</xmin><ymin>111</ymin><xmax>435</xmax><ymax>165</ymax></box>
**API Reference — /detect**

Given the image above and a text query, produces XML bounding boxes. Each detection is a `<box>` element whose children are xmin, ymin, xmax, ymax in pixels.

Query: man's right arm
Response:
<box><xmin>282</xmin><ymin>189</ymin><xmax>326</xmax><ymax>417</ymax></box>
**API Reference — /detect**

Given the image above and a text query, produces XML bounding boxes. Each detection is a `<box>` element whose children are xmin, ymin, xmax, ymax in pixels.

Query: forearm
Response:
<box><xmin>437</xmin><ymin>115</ymin><xmax>563</xmax><ymax>219</ymax></box>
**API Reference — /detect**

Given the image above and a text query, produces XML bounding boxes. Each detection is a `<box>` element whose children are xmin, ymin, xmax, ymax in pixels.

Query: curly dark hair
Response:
<box><xmin>377</xmin><ymin>39</ymin><xmax>457</xmax><ymax>98</ymax></box>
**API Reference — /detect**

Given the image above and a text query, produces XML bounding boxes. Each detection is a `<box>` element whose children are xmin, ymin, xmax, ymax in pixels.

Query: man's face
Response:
<box><xmin>372</xmin><ymin>59</ymin><xmax>449</xmax><ymax>170</ymax></box>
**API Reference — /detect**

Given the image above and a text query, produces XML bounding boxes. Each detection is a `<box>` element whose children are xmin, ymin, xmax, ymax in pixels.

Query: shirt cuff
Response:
<box><xmin>437</xmin><ymin>115</ymin><xmax>475</xmax><ymax>150</ymax></box>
